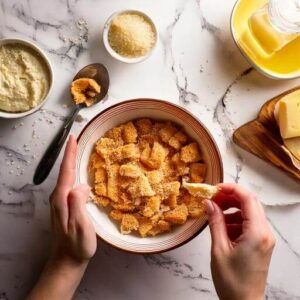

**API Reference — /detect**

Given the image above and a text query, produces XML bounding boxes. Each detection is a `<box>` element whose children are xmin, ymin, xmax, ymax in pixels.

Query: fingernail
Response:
<box><xmin>204</xmin><ymin>200</ymin><xmax>214</xmax><ymax>216</ymax></box>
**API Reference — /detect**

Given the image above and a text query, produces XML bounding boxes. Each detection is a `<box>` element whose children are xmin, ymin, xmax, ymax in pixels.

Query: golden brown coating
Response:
<box><xmin>71</xmin><ymin>78</ymin><xmax>101</xmax><ymax>106</ymax></box>
<box><xmin>89</xmin><ymin>118</ymin><xmax>207</xmax><ymax>237</ymax></box>
<box><xmin>120</xmin><ymin>214</ymin><xmax>139</xmax><ymax>234</ymax></box>
<box><xmin>190</xmin><ymin>163</ymin><xmax>207</xmax><ymax>183</ymax></box>
<box><xmin>180</xmin><ymin>143</ymin><xmax>202</xmax><ymax>163</ymax></box>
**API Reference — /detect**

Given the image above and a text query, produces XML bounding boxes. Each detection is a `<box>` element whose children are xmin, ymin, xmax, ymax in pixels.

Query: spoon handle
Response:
<box><xmin>33</xmin><ymin>105</ymin><xmax>81</xmax><ymax>185</ymax></box>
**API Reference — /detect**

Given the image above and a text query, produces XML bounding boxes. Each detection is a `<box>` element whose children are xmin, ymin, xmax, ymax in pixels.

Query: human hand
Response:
<box><xmin>49</xmin><ymin>134</ymin><xmax>97</xmax><ymax>264</ymax></box>
<box><xmin>27</xmin><ymin>135</ymin><xmax>97</xmax><ymax>300</ymax></box>
<box><xmin>204</xmin><ymin>183</ymin><xmax>275</xmax><ymax>300</ymax></box>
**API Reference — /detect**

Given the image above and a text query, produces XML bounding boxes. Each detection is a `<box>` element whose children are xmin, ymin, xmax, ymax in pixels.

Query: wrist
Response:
<box><xmin>46</xmin><ymin>256</ymin><xmax>89</xmax><ymax>275</ymax></box>
<box><xmin>27</xmin><ymin>256</ymin><xmax>89</xmax><ymax>300</ymax></box>
<box><xmin>234</xmin><ymin>289</ymin><xmax>264</xmax><ymax>300</ymax></box>
<box><xmin>224</xmin><ymin>293</ymin><xmax>263</xmax><ymax>300</ymax></box>
<box><xmin>49</xmin><ymin>248</ymin><xmax>91</xmax><ymax>267</ymax></box>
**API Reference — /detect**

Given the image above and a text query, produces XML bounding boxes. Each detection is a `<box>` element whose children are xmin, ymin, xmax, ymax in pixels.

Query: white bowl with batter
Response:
<box><xmin>0</xmin><ymin>38</ymin><xmax>53</xmax><ymax>119</ymax></box>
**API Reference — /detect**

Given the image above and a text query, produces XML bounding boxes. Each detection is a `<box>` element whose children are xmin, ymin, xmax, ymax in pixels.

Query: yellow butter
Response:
<box><xmin>249</xmin><ymin>7</ymin><xmax>298</xmax><ymax>56</ymax></box>
<box><xmin>279</xmin><ymin>90</ymin><xmax>300</xmax><ymax>139</ymax></box>
<box><xmin>232</xmin><ymin>0</ymin><xmax>300</xmax><ymax>78</ymax></box>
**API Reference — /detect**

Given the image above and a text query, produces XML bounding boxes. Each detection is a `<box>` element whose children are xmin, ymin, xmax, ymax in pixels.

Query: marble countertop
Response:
<box><xmin>1</xmin><ymin>0</ymin><xmax>300</xmax><ymax>299</ymax></box>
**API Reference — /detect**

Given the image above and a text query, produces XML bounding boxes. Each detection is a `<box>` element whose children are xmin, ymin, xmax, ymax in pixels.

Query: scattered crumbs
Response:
<box><xmin>32</xmin><ymin>129</ymin><xmax>37</xmax><ymax>139</ymax></box>
<box><xmin>8</xmin><ymin>153</ymin><xmax>12</xmax><ymax>157</ymax></box>
<box><xmin>77</xmin><ymin>17</ymin><xmax>88</xmax><ymax>27</ymax></box>
<box><xmin>62</xmin><ymin>104</ymin><xmax>68</xmax><ymax>109</ymax></box>
<box><xmin>61</xmin><ymin>18</ymin><xmax>89</xmax><ymax>46</ymax></box>
<box><xmin>9</xmin><ymin>170</ymin><xmax>14</xmax><ymax>174</ymax></box>
<box><xmin>8</xmin><ymin>191</ymin><xmax>12</xmax><ymax>195</ymax></box>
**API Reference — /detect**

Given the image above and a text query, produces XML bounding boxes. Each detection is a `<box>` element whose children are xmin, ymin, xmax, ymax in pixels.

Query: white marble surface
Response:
<box><xmin>1</xmin><ymin>0</ymin><xmax>300</xmax><ymax>299</ymax></box>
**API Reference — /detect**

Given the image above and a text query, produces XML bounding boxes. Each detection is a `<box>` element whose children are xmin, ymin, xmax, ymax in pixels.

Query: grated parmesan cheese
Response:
<box><xmin>108</xmin><ymin>13</ymin><xmax>156</xmax><ymax>58</ymax></box>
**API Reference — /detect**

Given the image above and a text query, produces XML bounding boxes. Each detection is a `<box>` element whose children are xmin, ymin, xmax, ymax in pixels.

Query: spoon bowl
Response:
<box><xmin>33</xmin><ymin>63</ymin><xmax>110</xmax><ymax>185</ymax></box>
<box><xmin>72</xmin><ymin>63</ymin><xmax>110</xmax><ymax>106</ymax></box>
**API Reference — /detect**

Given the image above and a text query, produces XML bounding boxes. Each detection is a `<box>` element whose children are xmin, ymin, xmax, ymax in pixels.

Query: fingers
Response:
<box><xmin>217</xmin><ymin>183</ymin><xmax>259</xmax><ymax>222</ymax></box>
<box><xmin>50</xmin><ymin>190</ymin><xmax>69</xmax><ymax>233</ymax></box>
<box><xmin>68</xmin><ymin>185</ymin><xmax>91</xmax><ymax>232</ymax></box>
<box><xmin>204</xmin><ymin>200</ymin><xmax>230</xmax><ymax>254</ymax></box>
<box><xmin>213</xmin><ymin>193</ymin><xmax>241</xmax><ymax>211</ymax></box>
<box><xmin>50</xmin><ymin>136</ymin><xmax>77</xmax><ymax>232</ymax></box>
<box><xmin>57</xmin><ymin>135</ymin><xmax>77</xmax><ymax>193</ymax></box>
<box><xmin>224</xmin><ymin>210</ymin><xmax>243</xmax><ymax>224</ymax></box>
<box><xmin>227</xmin><ymin>224</ymin><xmax>243</xmax><ymax>242</ymax></box>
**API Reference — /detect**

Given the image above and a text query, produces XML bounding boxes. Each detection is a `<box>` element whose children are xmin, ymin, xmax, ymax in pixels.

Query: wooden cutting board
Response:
<box><xmin>233</xmin><ymin>86</ymin><xmax>300</xmax><ymax>182</ymax></box>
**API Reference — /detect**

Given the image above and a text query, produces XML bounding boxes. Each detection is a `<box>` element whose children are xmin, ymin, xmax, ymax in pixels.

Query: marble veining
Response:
<box><xmin>1</xmin><ymin>0</ymin><xmax>300</xmax><ymax>299</ymax></box>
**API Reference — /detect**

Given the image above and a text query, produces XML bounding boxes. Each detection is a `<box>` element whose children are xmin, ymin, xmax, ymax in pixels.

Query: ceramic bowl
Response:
<box><xmin>76</xmin><ymin>99</ymin><xmax>223</xmax><ymax>254</ymax></box>
<box><xmin>0</xmin><ymin>38</ymin><xmax>53</xmax><ymax>118</ymax></box>
<box><xmin>103</xmin><ymin>10</ymin><xmax>158</xmax><ymax>64</ymax></box>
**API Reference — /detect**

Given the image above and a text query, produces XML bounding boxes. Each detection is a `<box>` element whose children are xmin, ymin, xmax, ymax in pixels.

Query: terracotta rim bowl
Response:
<box><xmin>76</xmin><ymin>99</ymin><xmax>223</xmax><ymax>254</ymax></box>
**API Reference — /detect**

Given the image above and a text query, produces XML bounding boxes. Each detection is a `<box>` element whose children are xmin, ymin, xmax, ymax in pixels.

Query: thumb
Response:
<box><xmin>68</xmin><ymin>185</ymin><xmax>91</xmax><ymax>223</ymax></box>
<box><xmin>204</xmin><ymin>200</ymin><xmax>230</xmax><ymax>254</ymax></box>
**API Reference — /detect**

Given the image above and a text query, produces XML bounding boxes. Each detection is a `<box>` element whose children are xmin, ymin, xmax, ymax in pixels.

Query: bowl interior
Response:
<box><xmin>0</xmin><ymin>38</ymin><xmax>53</xmax><ymax>118</ymax></box>
<box><xmin>103</xmin><ymin>10</ymin><xmax>158</xmax><ymax>64</ymax></box>
<box><xmin>76</xmin><ymin>99</ymin><xmax>223</xmax><ymax>253</ymax></box>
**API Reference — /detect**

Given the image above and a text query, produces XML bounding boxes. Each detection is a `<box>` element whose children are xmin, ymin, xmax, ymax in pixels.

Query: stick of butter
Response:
<box><xmin>279</xmin><ymin>90</ymin><xmax>300</xmax><ymax>139</ymax></box>
<box><xmin>249</xmin><ymin>8</ymin><xmax>298</xmax><ymax>56</ymax></box>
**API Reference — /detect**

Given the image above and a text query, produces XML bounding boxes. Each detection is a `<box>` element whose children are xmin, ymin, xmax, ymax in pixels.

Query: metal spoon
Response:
<box><xmin>33</xmin><ymin>63</ymin><xmax>109</xmax><ymax>185</ymax></box>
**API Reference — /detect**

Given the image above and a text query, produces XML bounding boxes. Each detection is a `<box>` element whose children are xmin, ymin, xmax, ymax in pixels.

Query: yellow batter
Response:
<box><xmin>0</xmin><ymin>43</ymin><xmax>50</xmax><ymax>112</ymax></box>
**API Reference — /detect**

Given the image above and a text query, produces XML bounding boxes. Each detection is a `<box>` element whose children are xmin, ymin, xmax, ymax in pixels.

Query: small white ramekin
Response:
<box><xmin>103</xmin><ymin>10</ymin><xmax>158</xmax><ymax>64</ymax></box>
<box><xmin>0</xmin><ymin>38</ymin><xmax>53</xmax><ymax>119</ymax></box>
